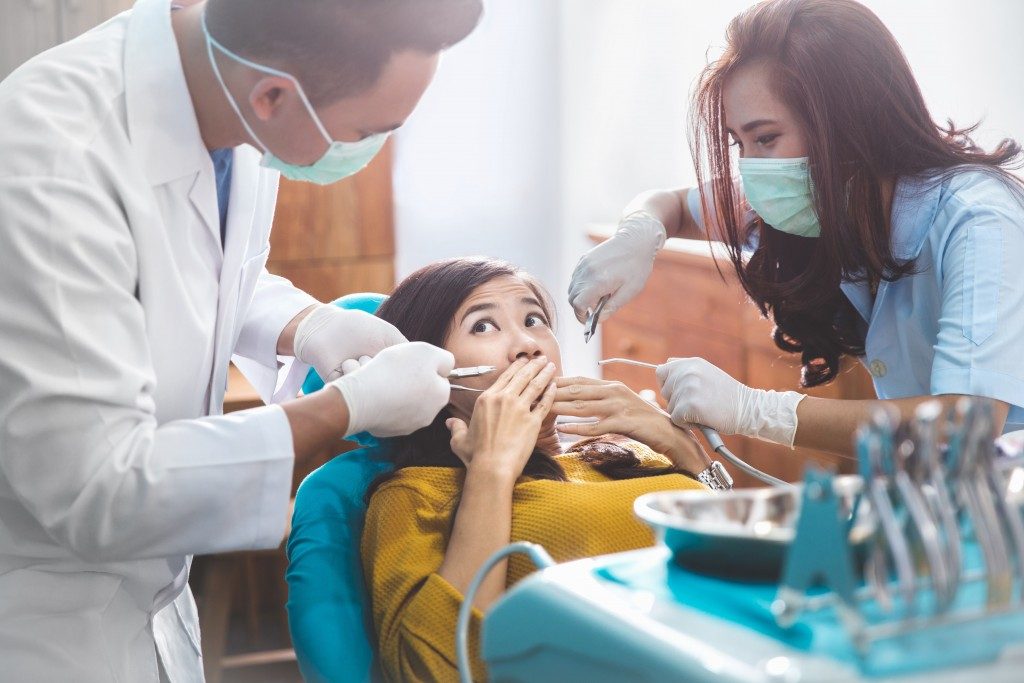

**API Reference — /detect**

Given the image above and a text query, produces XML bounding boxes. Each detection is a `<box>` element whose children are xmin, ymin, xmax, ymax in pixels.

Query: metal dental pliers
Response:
<box><xmin>583</xmin><ymin>295</ymin><xmax>610</xmax><ymax>344</ymax></box>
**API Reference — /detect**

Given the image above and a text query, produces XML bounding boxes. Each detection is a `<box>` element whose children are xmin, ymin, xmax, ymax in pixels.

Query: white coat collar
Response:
<box><xmin>124</xmin><ymin>0</ymin><xmax>208</xmax><ymax>187</ymax></box>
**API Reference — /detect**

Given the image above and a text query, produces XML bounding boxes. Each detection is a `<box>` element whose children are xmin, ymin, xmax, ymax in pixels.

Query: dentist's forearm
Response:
<box><xmin>623</xmin><ymin>187</ymin><xmax>701</xmax><ymax>240</ymax></box>
<box><xmin>280</xmin><ymin>388</ymin><xmax>351</xmax><ymax>468</ymax></box>
<box><xmin>276</xmin><ymin>304</ymin><xmax>318</xmax><ymax>356</ymax></box>
<box><xmin>438</xmin><ymin>467</ymin><xmax>515</xmax><ymax>611</ymax></box>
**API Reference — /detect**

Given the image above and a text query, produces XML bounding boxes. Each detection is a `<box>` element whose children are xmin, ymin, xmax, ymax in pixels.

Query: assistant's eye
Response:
<box><xmin>756</xmin><ymin>133</ymin><xmax>780</xmax><ymax>146</ymax></box>
<box><xmin>471</xmin><ymin>319</ymin><xmax>498</xmax><ymax>334</ymax></box>
<box><xmin>525</xmin><ymin>313</ymin><xmax>549</xmax><ymax>328</ymax></box>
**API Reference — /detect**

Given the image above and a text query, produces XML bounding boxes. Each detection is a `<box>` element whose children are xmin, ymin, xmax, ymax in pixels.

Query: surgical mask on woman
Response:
<box><xmin>201</xmin><ymin>12</ymin><xmax>389</xmax><ymax>185</ymax></box>
<box><xmin>738</xmin><ymin>156</ymin><xmax>821</xmax><ymax>238</ymax></box>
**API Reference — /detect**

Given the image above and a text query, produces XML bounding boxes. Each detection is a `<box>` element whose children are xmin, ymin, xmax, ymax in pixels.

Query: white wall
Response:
<box><xmin>392</xmin><ymin>0</ymin><xmax>562</xmax><ymax>290</ymax></box>
<box><xmin>394</xmin><ymin>0</ymin><xmax>1024</xmax><ymax>377</ymax></box>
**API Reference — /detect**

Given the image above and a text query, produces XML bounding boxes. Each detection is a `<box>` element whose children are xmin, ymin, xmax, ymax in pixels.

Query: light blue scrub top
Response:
<box><xmin>690</xmin><ymin>168</ymin><xmax>1024</xmax><ymax>433</ymax></box>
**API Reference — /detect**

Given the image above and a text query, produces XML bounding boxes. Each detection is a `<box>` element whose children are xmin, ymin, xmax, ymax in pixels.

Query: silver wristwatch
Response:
<box><xmin>697</xmin><ymin>461</ymin><xmax>733</xmax><ymax>490</ymax></box>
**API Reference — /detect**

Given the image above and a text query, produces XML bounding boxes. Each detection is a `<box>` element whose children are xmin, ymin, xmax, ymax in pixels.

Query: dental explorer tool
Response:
<box><xmin>583</xmin><ymin>295</ymin><xmax>610</xmax><ymax>344</ymax></box>
<box><xmin>448</xmin><ymin>366</ymin><xmax>497</xmax><ymax>379</ymax></box>
<box><xmin>596</xmin><ymin>357</ymin><xmax>790</xmax><ymax>487</ymax></box>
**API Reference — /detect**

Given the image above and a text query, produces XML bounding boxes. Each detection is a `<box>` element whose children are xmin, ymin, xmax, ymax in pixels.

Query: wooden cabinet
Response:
<box><xmin>1</xmin><ymin>0</ymin><xmax>134</xmax><ymax>79</ymax></box>
<box><xmin>267</xmin><ymin>141</ymin><xmax>396</xmax><ymax>302</ymax></box>
<box><xmin>594</xmin><ymin>231</ymin><xmax>875</xmax><ymax>487</ymax></box>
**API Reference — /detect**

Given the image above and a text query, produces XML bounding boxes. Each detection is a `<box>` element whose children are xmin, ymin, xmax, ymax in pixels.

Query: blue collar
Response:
<box><xmin>889</xmin><ymin>173</ymin><xmax>945</xmax><ymax>262</ymax></box>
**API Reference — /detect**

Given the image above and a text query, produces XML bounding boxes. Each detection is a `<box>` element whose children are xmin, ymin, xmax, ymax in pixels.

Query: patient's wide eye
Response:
<box><xmin>525</xmin><ymin>313</ymin><xmax>548</xmax><ymax>327</ymax></box>
<box><xmin>471</xmin><ymin>319</ymin><xmax>497</xmax><ymax>334</ymax></box>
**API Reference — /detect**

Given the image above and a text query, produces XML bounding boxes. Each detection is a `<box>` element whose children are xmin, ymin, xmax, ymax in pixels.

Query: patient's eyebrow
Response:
<box><xmin>460</xmin><ymin>297</ymin><xmax>545</xmax><ymax>324</ymax></box>
<box><xmin>522</xmin><ymin>297</ymin><xmax>543</xmax><ymax>308</ymax></box>
<box><xmin>460</xmin><ymin>302</ymin><xmax>496</xmax><ymax>323</ymax></box>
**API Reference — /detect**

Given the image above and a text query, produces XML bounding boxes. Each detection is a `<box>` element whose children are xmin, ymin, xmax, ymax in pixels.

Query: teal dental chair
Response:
<box><xmin>285</xmin><ymin>293</ymin><xmax>392</xmax><ymax>683</ymax></box>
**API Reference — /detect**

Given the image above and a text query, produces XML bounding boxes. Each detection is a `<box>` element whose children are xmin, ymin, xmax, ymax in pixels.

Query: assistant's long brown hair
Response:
<box><xmin>691</xmin><ymin>0</ymin><xmax>1023</xmax><ymax>387</ymax></box>
<box><xmin>366</xmin><ymin>257</ymin><xmax>684</xmax><ymax>497</ymax></box>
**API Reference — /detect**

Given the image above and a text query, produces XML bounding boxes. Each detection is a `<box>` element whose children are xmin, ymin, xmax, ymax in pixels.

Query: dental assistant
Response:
<box><xmin>0</xmin><ymin>0</ymin><xmax>481</xmax><ymax>680</ymax></box>
<box><xmin>569</xmin><ymin>0</ymin><xmax>1024</xmax><ymax>456</ymax></box>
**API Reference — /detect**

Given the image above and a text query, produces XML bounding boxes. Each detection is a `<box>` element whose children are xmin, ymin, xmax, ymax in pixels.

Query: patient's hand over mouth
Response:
<box><xmin>445</xmin><ymin>356</ymin><xmax>557</xmax><ymax>479</ymax></box>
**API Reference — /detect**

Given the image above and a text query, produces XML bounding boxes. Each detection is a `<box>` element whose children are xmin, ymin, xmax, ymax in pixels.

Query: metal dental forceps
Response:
<box><xmin>892</xmin><ymin>424</ymin><xmax>950</xmax><ymax>615</ymax></box>
<box><xmin>911</xmin><ymin>401</ymin><xmax>963</xmax><ymax>613</ymax></box>
<box><xmin>583</xmin><ymin>296</ymin><xmax>610</xmax><ymax>344</ymax></box>
<box><xmin>448</xmin><ymin>365</ymin><xmax>496</xmax><ymax>392</ymax></box>
<box><xmin>596</xmin><ymin>357</ymin><xmax>789</xmax><ymax>487</ymax></box>
<box><xmin>863</xmin><ymin>411</ymin><xmax>917</xmax><ymax>615</ymax></box>
<box><xmin>954</xmin><ymin>400</ymin><xmax>1014</xmax><ymax>607</ymax></box>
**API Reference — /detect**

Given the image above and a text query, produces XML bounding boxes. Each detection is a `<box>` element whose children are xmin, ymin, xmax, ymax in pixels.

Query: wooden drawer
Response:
<box><xmin>606</xmin><ymin>310</ymin><xmax>746</xmax><ymax>380</ymax></box>
<box><xmin>617</xmin><ymin>260</ymin><xmax>747</xmax><ymax>341</ymax></box>
<box><xmin>600</xmin><ymin>317</ymin><xmax>670</xmax><ymax>365</ymax></box>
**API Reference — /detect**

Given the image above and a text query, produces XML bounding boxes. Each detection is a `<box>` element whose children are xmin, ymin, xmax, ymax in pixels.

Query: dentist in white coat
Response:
<box><xmin>0</xmin><ymin>0</ymin><xmax>483</xmax><ymax>680</ymax></box>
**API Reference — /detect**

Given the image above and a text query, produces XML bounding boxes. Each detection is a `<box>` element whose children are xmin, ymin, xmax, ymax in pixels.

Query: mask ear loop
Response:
<box><xmin>202</xmin><ymin>12</ymin><xmax>274</xmax><ymax>154</ymax></box>
<box><xmin>201</xmin><ymin>9</ymin><xmax>334</xmax><ymax>149</ymax></box>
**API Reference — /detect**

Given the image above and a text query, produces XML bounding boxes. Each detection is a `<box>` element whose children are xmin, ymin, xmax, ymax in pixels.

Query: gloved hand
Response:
<box><xmin>656</xmin><ymin>357</ymin><xmax>806</xmax><ymax>447</ymax></box>
<box><xmin>329</xmin><ymin>342</ymin><xmax>456</xmax><ymax>437</ymax></box>
<box><xmin>567</xmin><ymin>211</ymin><xmax>667</xmax><ymax>323</ymax></box>
<box><xmin>294</xmin><ymin>304</ymin><xmax>407</xmax><ymax>382</ymax></box>
<box><xmin>338</xmin><ymin>356</ymin><xmax>372</xmax><ymax>377</ymax></box>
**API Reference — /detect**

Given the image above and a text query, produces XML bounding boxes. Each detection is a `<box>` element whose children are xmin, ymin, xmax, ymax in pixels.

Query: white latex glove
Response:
<box><xmin>338</xmin><ymin>356</ymin><xmax>372</xmax><ymax>377</ymax></box>
<box><xmin>294</xmin><ymin>304</ymin><xmax>407</xmax><ymax>382</ymax></box>
<box><xmin>655</xmin><ymin>357</ymin><xmax>806</xmax><ymax>447</ymax></box>
<box><xmin>329</xmin><ymin>342</ymin><xmax>456</xmax><ymax>437</ymax></box>
<box><xmin>567</xmin><ymin>211</ymin><xmax>667</xmax><ymax>323</ymax></box>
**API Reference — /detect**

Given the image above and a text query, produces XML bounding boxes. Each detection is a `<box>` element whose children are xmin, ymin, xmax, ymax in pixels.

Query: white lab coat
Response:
<box><xmin>0</xmin><ymin>0</ymin><xmax>319</xmax><ymax>680</ymax></box>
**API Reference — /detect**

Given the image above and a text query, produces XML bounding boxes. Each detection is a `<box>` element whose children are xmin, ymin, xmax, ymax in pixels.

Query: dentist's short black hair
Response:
<box><xmin>205</xmin><ymin>0</ymin><xmax>483</xmax><ymax>105</ymax></box>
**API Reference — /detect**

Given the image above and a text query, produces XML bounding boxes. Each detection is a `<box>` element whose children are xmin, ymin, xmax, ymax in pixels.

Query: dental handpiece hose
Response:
<box><xmin>456</xmin><ymin>542</ymin><xmax>556</xmax><ymax>683</ymax></box>
<box><xmin>599</xmin><ymin>358</ymin><xmax>789</xmax><ymax>488</ymax></box>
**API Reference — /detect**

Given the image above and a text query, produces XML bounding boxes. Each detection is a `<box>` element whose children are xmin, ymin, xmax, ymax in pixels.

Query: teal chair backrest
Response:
<box><xmin>286</xmin><ymin>293</ymin><xmax>393</xmax><ymax>683</ymax></box>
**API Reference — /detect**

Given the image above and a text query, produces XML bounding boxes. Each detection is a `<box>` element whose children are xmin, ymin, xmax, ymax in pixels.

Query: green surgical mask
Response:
<box><xmin>202</xmin><ymin>12</ymin><xmax>389</xmax><ymax>186</ymax></box>
<box><xmin>738</xmin><ymin>156</ymin><xmax>821</xmax><ymax>238</ymax></box>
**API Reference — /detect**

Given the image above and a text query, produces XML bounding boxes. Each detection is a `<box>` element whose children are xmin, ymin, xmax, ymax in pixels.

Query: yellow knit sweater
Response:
<box><xmin>360</xmin><ymin>440</ymin><xmax>705</xmax><ymax>683</ymax></box>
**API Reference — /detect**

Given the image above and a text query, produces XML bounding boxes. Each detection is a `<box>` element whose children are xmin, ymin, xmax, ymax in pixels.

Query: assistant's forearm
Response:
<box><xmin>437</xmin><ymin>469</ymin><xmax>514</xmax><ymax>611</ymax></box>
<box><xmin>794</xmin><ymin>394</ymin><xmax>1009</xmax><ymax>455</ymax></box>
<box><xmin>623</xmin><ymin>187</ymin><xmax>701</xmax><ymax>240</ymax></box>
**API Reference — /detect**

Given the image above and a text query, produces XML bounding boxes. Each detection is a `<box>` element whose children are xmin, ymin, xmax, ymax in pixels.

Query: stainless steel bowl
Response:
<box><xmin>634</xmin><ymin>476</ymin><xmax>875</xmax><ymax>582</ymax></box>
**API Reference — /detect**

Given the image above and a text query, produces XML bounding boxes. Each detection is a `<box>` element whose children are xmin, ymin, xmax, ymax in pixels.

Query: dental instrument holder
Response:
<box><xmin>774</xmin><ymin>468</ymin><xmax>863</xmax><ymax>637</ymax></box>
<box><xmin>771</xmin><ymin>398</ymin><xmax>1024</xmax><ymax>667</ymax></box>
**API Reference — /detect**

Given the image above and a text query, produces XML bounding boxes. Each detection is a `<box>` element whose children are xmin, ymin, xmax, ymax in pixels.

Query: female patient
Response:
<box><xmin>362</xmin><ymin>257</ymin><xmax>711</xmax><ymax>682</ymax></box>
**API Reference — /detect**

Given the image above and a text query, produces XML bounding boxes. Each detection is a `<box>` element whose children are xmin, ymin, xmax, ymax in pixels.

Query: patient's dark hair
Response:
<box><xmin>367</xmin><ymin>257</ymin><xmax>685</xmax><ymax>497</ymax></box>
<box><xmin>205</xmin><ymin>0</ymin><xmax>483</xmax><ymax>105</ymax></box>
